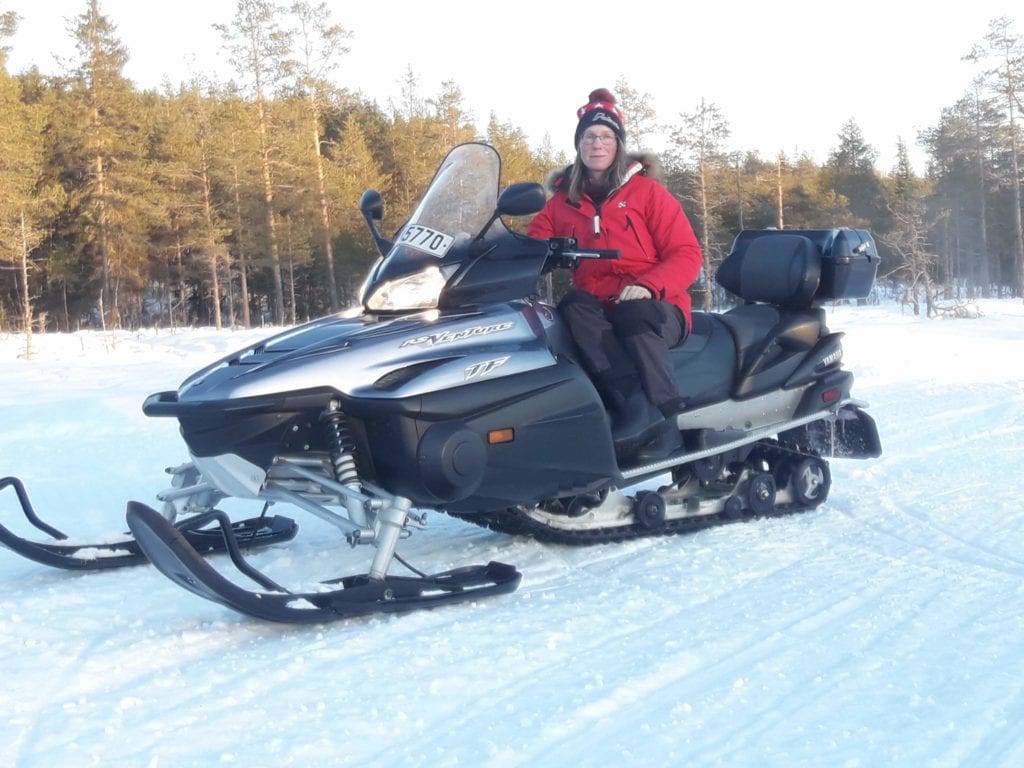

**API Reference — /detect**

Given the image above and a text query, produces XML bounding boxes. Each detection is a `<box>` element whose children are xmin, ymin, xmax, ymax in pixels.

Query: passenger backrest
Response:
<box><xmin>716</xmin><ymin>233</ymin><xmax>821</xmax><ymax>308</ymax></box>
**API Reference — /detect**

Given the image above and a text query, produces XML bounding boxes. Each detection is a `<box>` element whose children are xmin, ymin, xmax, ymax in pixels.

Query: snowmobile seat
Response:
<box><xmin>669</xmin><ymin>303</ymin><xmax>810</xmax><ymax>408</ymax></box>
<box><xmin>668</xmin><ymin>312</ymin><xmax>737</xmax><ymax>407</ymax></box>
<box><xmin>666</xmin><ymin>228</ymin><xmax>832</xmax><ymax>408</ymax></box>
<box><xmin>706</xmin><ymin>232</ymin><xmax>830</xmax><ymax>398</ymax></box>
<box><xmin>717</xmin><ymin>304</ymin><xmax>782</xmax><ymax>361</ymax></box>
<box><xmin>718</xmin><ymin>304</ymin><xmax>826</xmax><ymax>398</ymax></box>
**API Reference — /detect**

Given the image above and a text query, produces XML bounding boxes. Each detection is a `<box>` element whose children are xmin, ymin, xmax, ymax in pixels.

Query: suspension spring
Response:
<box><xmin>321</xmin><ymin>405</ymin><xmax>360</xmax><ymax>487</ymax></box>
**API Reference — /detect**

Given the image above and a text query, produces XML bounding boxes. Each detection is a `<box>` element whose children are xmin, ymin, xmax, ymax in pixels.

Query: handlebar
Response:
<box><xmin>564</xmin><ymin>249</ymin><xmax>620</xmax><ymax>259</ymax></box>
<box><xmin>545</xmin><ymin>237</ymin><xmax>619</xmax><ymax>268</ymax></box>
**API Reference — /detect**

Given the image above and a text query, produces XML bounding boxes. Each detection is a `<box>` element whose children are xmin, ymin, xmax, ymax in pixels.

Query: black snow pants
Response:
<box><xmin>558</xmin><ymin>289</ymin><xmax>688</xmax><ymax>416</ymax></box>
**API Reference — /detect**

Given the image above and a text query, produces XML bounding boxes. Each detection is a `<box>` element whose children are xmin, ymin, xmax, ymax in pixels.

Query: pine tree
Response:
<box><xmin>153</xmin><ymin>80</ymin><xmax>235</xmax><ymax>328</ymax></box>
<box><xmin>60</xmin><ymin>0</ymin><xmax>156</xmax><ymax>328</ymax></box>
<box><xmin>210</xmin><ymin>88</ymin><xmax>265</xmax><ymax>327</ymax></box>
<box><xmin>485</xmin><ymin>114</ymin><xmax>543</xmax><ymax>185</ymax></box>
<box><xmin>921</xmin><ymin>87</ymin><xmax>1006</xmax><ymax>297</ymax></box>
<box><xmin>885</xmin><ymin>140</ymin><xmax>936</xmax><ymax>315</ymax></box>
<box><xmin>825</xmin><ymin>119</ymin><xmax>890</xmax><ymax>232</ymax></box>
<box><xmin>217</xmin><ymin>0</ymin><xmax>293</xmax><ymax>324</ymax></box>
<box><xmin>0</xmin><ymin>12</ymin><xmax>63</xmax><ymax>350</ymax></box>
<box><xmin>669</xmin><ymin>98</ymin><xmax>732</xmax><ymax>311</ymax></box>
<box><xmin>614</xmin><ymin>77</ymin><xmax>658</xmax><ymax>152</ymax></box>
<box><xmin>429</xmin><ymin>80</ymin><xmax>478</xmax><ymax>152</ymax></box>
<box><xmin>325</xmin><ymin>114</ymin><xmax>389</xmax><ymax>305</ymax></box>
<box><xmin>287</xmin><ymin>1</ymin><xmax>351</xmax><ymax>313</ymax></box>
<box><xmin>387</xmin><ymin>73</ymin><xmax>464</xmax><ymax>218</ymax></box>
<box><xmin>964</xmin><ymin>16</ymin><xmax>1024</xmax><ymax>300</ymax></box>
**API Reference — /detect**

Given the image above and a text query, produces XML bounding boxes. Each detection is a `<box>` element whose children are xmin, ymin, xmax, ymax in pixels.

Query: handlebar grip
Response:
<box><xmin>564</xmin><ymin>249</ymin><xmax>620</xmax><ymax>260</ymax></box>
<box><xmin>543</xmin><ymin>237</ymin><xmax>619</xmax><ymax>270</ymax></box>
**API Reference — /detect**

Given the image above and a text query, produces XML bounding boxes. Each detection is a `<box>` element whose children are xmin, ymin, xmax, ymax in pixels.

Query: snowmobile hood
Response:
<box><xmin>175</xmin><ymin>301</ymin><xmax>558</xmax><ymax>404</ymax></box>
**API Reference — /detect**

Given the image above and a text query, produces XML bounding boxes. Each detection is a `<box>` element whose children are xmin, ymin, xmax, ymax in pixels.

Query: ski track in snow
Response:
<box><xmin>2</xmin><ymin>301</ymin><xmax>1024</xmax><ymax>767</ymax></box>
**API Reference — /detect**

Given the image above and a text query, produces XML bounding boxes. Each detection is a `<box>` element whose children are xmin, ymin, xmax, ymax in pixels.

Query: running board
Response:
<box><xmin>621</xmin><ymin>399</ymin><xmax>869</xmax><ymax>480</ymax></box>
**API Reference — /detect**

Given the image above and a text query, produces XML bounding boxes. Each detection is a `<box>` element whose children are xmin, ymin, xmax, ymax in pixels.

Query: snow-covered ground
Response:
<box><xmin>2</xmin><ymin>299</ymin><xmax>1023</xmax><ymax>767</ymax></box>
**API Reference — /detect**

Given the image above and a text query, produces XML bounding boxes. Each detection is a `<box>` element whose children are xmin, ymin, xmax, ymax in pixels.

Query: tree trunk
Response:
<box><xmin>734</xmin><ymin>160</ymin><xmax>744</xmax><ymax>231</ymax></box>
<box><xmin>974</xmin><ymin>100</ymin><xmax>991</xmax><ymax>297</ymax></box>
<box><xmin>309</xmin><ymin>95</ymin><xmax>339</xmax><ymax>312</ymax></box>
<box><xmin>698</xmin><ymin>159</ymin><xmax>713</xmax><ymax>312</ymax></box>
<box><xmin>231</xmin><ymin>160</ymin><xmax>252</xmax><ymax>328</ymax></box>
<box><xmin>175</xmin><ymin>234</ymin><xmax>188</xmax><ymax>326</ymax></box>
<box><xmin>776</xmin><ymin>156</ymin><xmax>785</xmax><ymax>230</ymax></box>
<box><xmin>1008</xmin><ymin>107</ymin><xmax>1024</xmax><ymax>301</ymax></box>
<box><xmin>199</xmin><ymin>141</ymin><xmax>222</xmax><ymax>329</ymax></box>
<box><xmin>19</xmin><ymin>210</ymin><xmax>33</xmax><ymax>358</ymax></box>
<box><xmin>256</xmin><ymin>96</ymin><xmax>285</xmax><ymax>324</ymax></box>
<box><xmin>95</xmin><ymin>150</ymin><xmax>113</xmax><ymax>328</ymax></box>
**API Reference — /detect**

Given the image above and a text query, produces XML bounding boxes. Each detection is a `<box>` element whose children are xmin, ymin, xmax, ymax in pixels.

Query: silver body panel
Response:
<box><xmin>177</xmin><ymin>301</ymin><xmax>570</xmax><ymax>405</ymax></box>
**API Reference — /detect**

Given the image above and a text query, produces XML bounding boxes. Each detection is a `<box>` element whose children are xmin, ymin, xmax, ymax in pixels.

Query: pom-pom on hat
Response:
<box><xmin>575</xmin><ymin>88</ymin><xmax>626</xmax><ymax>146</ymax></box>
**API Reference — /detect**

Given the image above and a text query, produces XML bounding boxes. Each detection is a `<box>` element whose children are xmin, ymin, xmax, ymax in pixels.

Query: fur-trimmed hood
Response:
<box><xmin>543</xmin><ymin>152</ymin><xmax>664</xmax><ymax>194</ymax></box>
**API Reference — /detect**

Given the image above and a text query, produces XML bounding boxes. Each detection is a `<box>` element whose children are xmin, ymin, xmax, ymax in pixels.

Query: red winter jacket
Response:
<box><xmin>527</xmin><ymin>155</ymin><xmax>703</xmax><ymax>329</ymax></box>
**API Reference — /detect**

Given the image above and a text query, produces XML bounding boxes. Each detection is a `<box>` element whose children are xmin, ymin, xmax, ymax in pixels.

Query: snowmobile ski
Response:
<box><xmin>125</xmin><ymin>501</ymin><xmax>522</xmax><ymax>623</ymax></box>
<box><xmin>1</xmin><ymin>475</ymin><xmax>298</xmax><ymax>571</ymax></box>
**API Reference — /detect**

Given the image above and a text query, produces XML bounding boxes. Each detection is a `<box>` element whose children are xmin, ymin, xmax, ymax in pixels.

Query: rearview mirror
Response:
<box><xmin>497</xmin><ymin>182</ymin><xmax>545</xmax><ymax>217</ymax></box>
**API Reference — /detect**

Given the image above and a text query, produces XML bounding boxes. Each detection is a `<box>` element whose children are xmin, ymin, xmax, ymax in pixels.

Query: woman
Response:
<box><xmin>527</xmin><ymin>88</ymin><xmax>703</xmax><ymax>461</ymax></box>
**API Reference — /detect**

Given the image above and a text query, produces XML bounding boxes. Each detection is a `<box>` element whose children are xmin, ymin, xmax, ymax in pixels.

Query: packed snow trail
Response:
<box><xmin>3</xmin><ymin>301</ymin><xmax>1024</xmax><ymax>767</ymax></box>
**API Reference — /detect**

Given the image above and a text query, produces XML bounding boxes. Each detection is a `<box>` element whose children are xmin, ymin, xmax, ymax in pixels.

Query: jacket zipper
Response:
<box><xmin>584</xmin><ymin>160</ymin><xmax>644</xmax><ymax>240</ymax></box>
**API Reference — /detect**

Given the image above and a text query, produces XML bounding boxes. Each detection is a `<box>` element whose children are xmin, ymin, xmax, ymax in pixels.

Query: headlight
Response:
<box><xmin>364</xmin><ymin>266</ymin><xmax>447</xmax><ymax>311</ymax></box>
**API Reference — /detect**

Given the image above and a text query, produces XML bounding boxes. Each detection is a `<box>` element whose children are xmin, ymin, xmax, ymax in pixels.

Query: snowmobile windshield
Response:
<box><xmin>362</xmin><ymin>143</ymin><xmax>503</xmax><ymax>312</ymax></box>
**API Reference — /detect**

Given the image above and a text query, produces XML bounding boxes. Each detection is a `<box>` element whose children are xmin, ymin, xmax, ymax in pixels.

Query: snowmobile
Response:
<box><xmin>1</xmin><ymin>142</ymin><xmax>881</xmax><ymax>623</ymax></box>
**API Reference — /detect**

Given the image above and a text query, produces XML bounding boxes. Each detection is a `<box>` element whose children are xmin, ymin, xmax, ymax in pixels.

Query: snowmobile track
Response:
<box><xmin>449</xmin><ymin>499</ymin><xmax>818</xmax><ymax>546</ymax></box>
<box><xmin>448</xmin><ymin>440</ymin><xmax>825</xmax><ymax>545</ymax></box>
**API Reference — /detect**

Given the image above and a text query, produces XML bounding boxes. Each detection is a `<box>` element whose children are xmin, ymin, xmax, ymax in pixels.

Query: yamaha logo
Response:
<box><xmin>819</xmin><ymin>349</ymin><xmax>843</xmax><ymax>368</ymax></box>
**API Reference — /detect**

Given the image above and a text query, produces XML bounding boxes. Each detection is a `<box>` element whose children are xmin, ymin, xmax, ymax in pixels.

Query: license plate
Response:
<box><xmin>396</xmin><ymin>224</ymin><xmax>455</xmax><ymax>258</ymax></box>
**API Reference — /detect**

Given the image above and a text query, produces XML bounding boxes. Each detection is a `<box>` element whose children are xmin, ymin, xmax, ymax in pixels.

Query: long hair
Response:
<box><xmin>566</xmin><ymin>137</ymin><xmax>631</xmax><ymax>203</ymax></box>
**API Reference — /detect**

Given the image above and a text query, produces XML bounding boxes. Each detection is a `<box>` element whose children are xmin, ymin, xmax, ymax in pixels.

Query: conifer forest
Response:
<box><xmin>1</xmin><ymin>3</ymin><xmax>1022</xmax><ymax>334</ymax></box>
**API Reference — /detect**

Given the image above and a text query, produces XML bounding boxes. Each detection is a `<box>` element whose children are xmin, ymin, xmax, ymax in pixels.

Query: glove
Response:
<box><xmin>617</xmin><ymin>284</ymin><xmax>653</xmax><ymax>302</ymax></box>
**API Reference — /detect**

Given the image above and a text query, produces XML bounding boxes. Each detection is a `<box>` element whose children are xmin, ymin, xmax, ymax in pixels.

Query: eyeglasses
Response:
<box><xmin>580</xmin><ymin>132</ymin><xmax>617</xmax><ymax>146</ymax></box>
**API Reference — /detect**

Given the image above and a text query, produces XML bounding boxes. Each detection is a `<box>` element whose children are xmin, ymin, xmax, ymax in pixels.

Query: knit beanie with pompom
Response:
<box><xmin>575</xmin><ymin>88</ymin><xmax>626</xmax><ymax>146</ymax></box>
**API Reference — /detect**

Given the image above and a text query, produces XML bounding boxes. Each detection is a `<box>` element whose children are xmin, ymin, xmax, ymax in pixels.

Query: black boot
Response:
<box><xmin>609</xmin><ymin>387</ymin><xmax>664</xmax><ymax>446</ymax></box>
<box><xmin>634</xmin><ymin>417</ymin><xmax>683</xmax><ymax>463</ymax></box>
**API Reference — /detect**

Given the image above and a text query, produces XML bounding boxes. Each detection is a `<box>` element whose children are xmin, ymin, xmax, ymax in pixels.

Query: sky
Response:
<box><xmin>2</xmin><ymin>298</ymin><xmax>1024</xmax><ymax>766</ymax></box>
<box><xmin>2</xmin><ymin>0</ymin><xmax>1021</xmax><ymax>173</ymax></box>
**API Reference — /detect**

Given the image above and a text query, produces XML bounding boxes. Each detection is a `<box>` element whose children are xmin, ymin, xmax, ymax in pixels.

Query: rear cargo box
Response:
<box><xmin>723</xmin><ymin>228</ymin><xmax>879</xmax><ymax>302</ymax></box>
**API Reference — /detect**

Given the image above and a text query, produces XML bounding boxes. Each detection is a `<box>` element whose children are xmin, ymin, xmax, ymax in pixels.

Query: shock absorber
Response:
<box><xmin>321</xmin><ymin>401</ymin><xmax>371</xmax><ymax>529</ymax></box>
<box><xmin>321</xmin><ymin>402</ymin><xmax>360</xmax><ymax>488</ymax></box>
